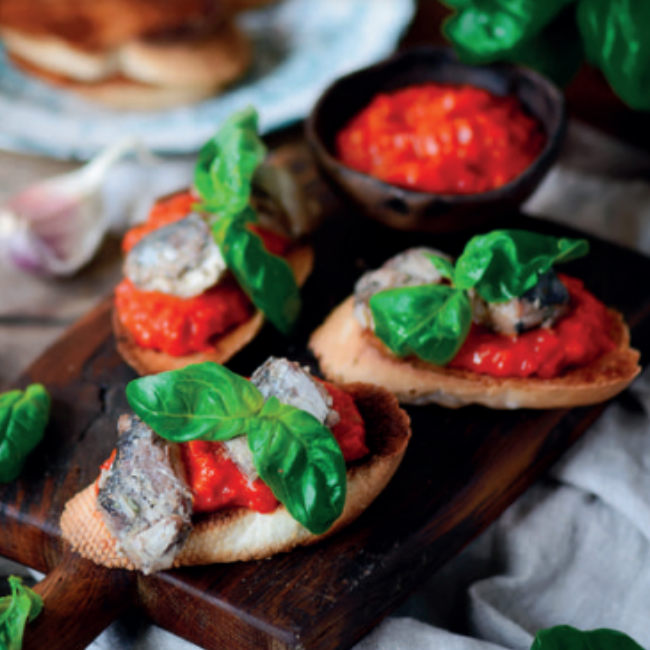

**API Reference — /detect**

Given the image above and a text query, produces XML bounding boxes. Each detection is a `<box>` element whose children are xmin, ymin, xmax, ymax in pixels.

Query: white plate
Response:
<box><xmin>0</xmin><ymin>0</ymin><xmax>415</xmax><ymax>159</ymax></box>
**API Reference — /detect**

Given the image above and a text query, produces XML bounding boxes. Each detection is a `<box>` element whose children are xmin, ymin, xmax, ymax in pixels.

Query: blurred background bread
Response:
<box><xmin>0</xmin><ymin>0</ymin><xmax>279</xmax><ymax>110</ymax></box>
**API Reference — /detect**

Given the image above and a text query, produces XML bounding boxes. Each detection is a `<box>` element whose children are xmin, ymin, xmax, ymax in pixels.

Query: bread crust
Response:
<box><xmin>114</xmin><ymin>242</ymin><xmax>314</xmax><ymax>376</ymax></box>
<box><xmin>309</xmin><ymin>296</ymin><xmax>641</xmax><ymax>410</ymax></box>
<box><xmin>59</xmin><ymin>383</ymin><xmax>411</xmax><ymax>569</ymax></box>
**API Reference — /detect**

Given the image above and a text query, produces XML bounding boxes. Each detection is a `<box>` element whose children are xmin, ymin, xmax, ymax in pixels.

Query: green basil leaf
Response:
<box><xmin>194</xmin><ymin>106</ymin><xmax>267</xmax><ymax>217</ymax></box>
<box><xmin>425</xmin><ymin>254</ymin><xmax>456</xmax><ymax>282</ymax></box>
<box><xmin>444</xmin><ymin>0</ymin><xmax>574</xmax><ymax>63</ymax></box>
<box><xmin>248</xmin><ymin>396</ymin><xmax>346</xmax><ymax>535</ymax></box>
<box><xmin>212</xmin><ymin>209</ymin><xmax>301</xmax><ymax>335</ymax></box>
<box><xmin>0</xmin><ymin>576</ymin><xmax>43</xmax><ymax>650</ymax></box>
<box><xmin>454</xmin><ymin>230</ymin><xmax>589</xmax><ymax>303</ymax></box>
<box><xmin>577</xmin><ymin>0</ymin><xmax>650</xmax><ymax>111</ymax></box>
<box><xmin>0</xmin><ymin>384</ymin><xmax>50</xmax><ymax>484</ymax></box>
<box><xmin>370</xmin><ymin>285</ymin><xmax>472</xmax><ymax>366</ymax></box>
<box><xmin>531</xmin><ymin>625</ymin><xmax>645</xmax><ymax>650</ymax></box>
<box><xmin>126</xmin><ymin>362</ymin><xmax>264</xmax><ymax>443</ymax></box>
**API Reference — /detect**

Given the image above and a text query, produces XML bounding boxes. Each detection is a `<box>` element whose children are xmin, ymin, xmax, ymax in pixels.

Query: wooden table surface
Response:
<box><xmin>0</xmin><ymin>0</ymin><xmax>648</xmax><ymax>390</ymax></box>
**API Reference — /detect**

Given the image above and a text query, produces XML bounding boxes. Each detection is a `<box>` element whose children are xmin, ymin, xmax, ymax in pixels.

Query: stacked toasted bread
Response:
<box><xmin>0</xmin><ymin>0</ymin><xmax>276</xmax><ymax>109</ymax></box>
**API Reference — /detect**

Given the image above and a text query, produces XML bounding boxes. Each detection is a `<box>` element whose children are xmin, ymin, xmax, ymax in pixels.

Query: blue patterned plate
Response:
<box><xmin>0</xmin><ymin>0</ymin><xmax>415</xmax><ymax>159</ymax></box>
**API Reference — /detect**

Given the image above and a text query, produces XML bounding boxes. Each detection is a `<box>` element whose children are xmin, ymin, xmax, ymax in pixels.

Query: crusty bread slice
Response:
<box><xmin>114</xmin><ymin>242</ymin><xmax>314</xmax><ymax>376</ymax></box>
<box><xmin>309</xmin><ymin>296</ymin><xmax>641</xmax><ymax>410</ymax></box>
<box><xmin>59</xmin><ymin>383</ymin><xmax>411</xmax><ymax>569</ymax></box>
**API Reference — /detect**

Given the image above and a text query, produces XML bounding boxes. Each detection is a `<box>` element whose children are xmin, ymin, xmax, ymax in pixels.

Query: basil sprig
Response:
<box><xmin>531</xmin><ymin>626</ymin><xmax>644</xmax><ymax>650</ymax></box>
<box><xmin>454</xmin><ymin>230</ymin><xmax>589</xmax><ymax>303</ymax></box>
<box><xmin>369</xmin><ymin>230</ymin><xmax>589</xmax><ymax>366</ymax></box>
<box><xmin>194</xmin><ymin>106</ymin><xmax>301</xmax><ymax>334</ymax></box>
<box><xmin>0</xmin><ymin>384</ymin><xmax>50</xmax><ymax>484</ymax></box>
<box><xmin>0</xmin><ymin>576</ymin><xmax>43</xmax><ymax>650</ymax></box>
<box><xmin>126</xmin><ymin>363</ymin><xmax>346</xmax><ymax>535</ymax></box>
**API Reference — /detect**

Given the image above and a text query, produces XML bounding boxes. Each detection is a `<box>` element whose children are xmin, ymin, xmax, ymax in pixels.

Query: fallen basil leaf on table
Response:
<box><xmin>0</xmin><ymin>384</ymin><xmax>51</xmax><ymax>484</ymax></box>
<box><xmin>370</xmin><ymin>284</ymin><xmax>473</xmax><ymax>366</ymax></box>
<box><xmin>531</xmin><ymin>625</ymin><xmax>645</xmax><ymax>650</ymax></box>
<box><xmin>194</xmin><ymin>105</ymin><xmax>267</xmax><ymax>217</ymax></box>
<box><xmin>212</xmin><ymin>207</ymin><xmax>301</xmax><ymax>335</ymax></box>
<box><xmin>248</xmin><ymin>396</ymin><xmax>347</xmax><ymax>535</ymax></box>
<box><xmin>0</xmin><ymin>576</ymin><xmax>43</xmax><ymax>650</ymax></box>
<box><xmin>126</xmin><ymin>362</ymin><xmax>264</xmax><ymax>443</ymax></box>
<box><xmin>454</xmin><ymin>230</ymin><xmax>589</xmax><ymax>303</ymax></box>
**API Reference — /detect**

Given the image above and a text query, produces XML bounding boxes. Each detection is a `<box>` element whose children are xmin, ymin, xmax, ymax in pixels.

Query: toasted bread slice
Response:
<box><xmin>114</xmin><ymin>242</ymin><xmax>314</xmax><ymax>375</ymax></box>
<box><xmin>59</xmin><ymin>383</ymin><xmax>411</xmax><ymax>568</ymax></box>
<box><xmin>309</xmin><ymin>296</ymin><xmax>641</xmax><ymax>410</ymax></box>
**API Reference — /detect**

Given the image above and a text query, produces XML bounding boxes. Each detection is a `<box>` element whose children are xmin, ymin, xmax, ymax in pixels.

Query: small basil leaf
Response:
<box><xmin>370</xmin><ymin>285</ymin><xmax>472</xmax><ymax>366</ymax></box>
<box><xmin>454</xmin><ymin>230</ymin><xmax>589</xmax><ymax>303</ymax></box>
<box><xmin>0</xmin><ymin>384</ymin><xmax>50</xmax><ymax>484</ymax></box>
<box><xmin>0</xmin><ymin>576</ymin><xmax>43</xmax><ymax>650</ymax></box>
<box><xmin>425</xmin><ymin>254</ymin><xmax>456</xmax><ymax>282</ymax></box>
<box><xmin>248</xmin><ymin>396</ymin><xmax>347</xmax><ymax>535</ymax></box>
<box><xmin>194</xmin><ymin>106</ymin><xmax>267</xmax><ymax>217</ymax></box>
<box><xmin>212</xmin><ymin>210</ymin><xmax>301</xmax><ymax>335</ymax></box>
<box><xmin>532</xmin><ymin>625</ymin><xmax>645</xmax><ymax>650</ymax></box>
<box><xmin>126</xmin><ymin>363</ymin><xmax>264</xmax><ymax>443</ymax></box>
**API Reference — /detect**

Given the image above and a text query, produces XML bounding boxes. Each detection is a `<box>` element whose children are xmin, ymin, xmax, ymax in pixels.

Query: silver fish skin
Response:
<box><xmin>123</xmin><ymin>213</ymin><xmax>226</xmax><ymax>298</ymax></box>
<box><xmin>222</xmin><ymin>435</ymin><xmax>259</xmax><ymax>484</ymax></box>
<box><xmin>97</xmin><ymin>414</ymin><xmax>193</xmax><ymax>574</ymax></box>
<box><xmin>251</xmin><ymin>357</ymin><xmax>339</xmax><ymax>428</ymax></box>
<box><xmin>221</xmin><ymin>358</ymin><xmax>339</xmax><ymax>485</ymax></box>
<box><xmin>353</xmin><ymin>247</ymin><xmax>452</xmax><ymax>330</ymax></box>
<box><xmin>472</xmin><ymin>270</ymin><xmax>570</xmax><ymax>335</ymax></box>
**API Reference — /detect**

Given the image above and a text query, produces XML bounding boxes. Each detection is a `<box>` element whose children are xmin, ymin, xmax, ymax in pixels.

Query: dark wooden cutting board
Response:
<box><xmin>2</xmin><ymin>144</ymin><xmax>650</xmax><ymax>650</ymax></box>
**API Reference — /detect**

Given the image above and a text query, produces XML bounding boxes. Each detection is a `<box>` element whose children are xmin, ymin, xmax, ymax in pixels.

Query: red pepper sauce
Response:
<box><xmin>182</xmin><ymin>382</ymin><xmax>368</xmax><ymax>514</ymax></box>
<box><xmin>449</xmin><ymin>276</ymin><xmax>616</xmax><ymax>379</ymax></box>
<box><xmin>122</xmin><ymin>191</ymin><xmax>197</xmax><ymax>252</ymax></box>
<box><xmin>115</xmin><ymin>277</ymin><xmax>254</xmax><ymax>356</ymax></box>
<box><xmin>115</xmin><ymin>190</ymin><xmax>292</xmax><ymax>356</ymax></box>
<box><xmin>337</xmin><ymin>83</ymin><xmax>545</xmax><ymax>195</ymax></box>
<box><xmin>95</xmin><ymin>448</ymin><xmax>117</xmax><ymax>495</ymax></box>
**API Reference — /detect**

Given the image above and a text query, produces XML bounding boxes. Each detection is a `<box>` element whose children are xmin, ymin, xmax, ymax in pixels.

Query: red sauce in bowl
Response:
<box><xmin>449</xmin><ymin>276</ymin><xmax>616</xmax><ymax>379</ymax></box>
<box><xmin>336</xmin><ymin>83</ymin><xmax>545</xmax><ymax>195</ymax></box>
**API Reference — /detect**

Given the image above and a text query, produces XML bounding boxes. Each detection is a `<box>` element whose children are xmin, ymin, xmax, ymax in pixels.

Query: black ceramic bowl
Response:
<box><xmin>305</xmin><ymin>47</ymin><xmax>566</xmax><ymax>232</ymax></box>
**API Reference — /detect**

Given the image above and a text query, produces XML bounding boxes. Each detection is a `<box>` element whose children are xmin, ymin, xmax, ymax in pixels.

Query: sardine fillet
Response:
<box><xmin>60</xmin><ymin>384</ymin><xmax>411</xmax><ymax>568</ymax></box>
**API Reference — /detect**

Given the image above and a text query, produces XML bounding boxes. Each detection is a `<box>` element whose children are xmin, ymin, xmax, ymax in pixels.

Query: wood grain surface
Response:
<box><xmin>1</xmin><ymin>143</ymin><xmax>650</xmax><ymax>650</ymax></box>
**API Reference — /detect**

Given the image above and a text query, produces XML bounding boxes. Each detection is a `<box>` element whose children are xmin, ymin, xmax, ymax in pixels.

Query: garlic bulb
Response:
<box><xmin>0</xmin><ymin>138</ymin><xmax>150</xmax><ymax>276</ymax></box>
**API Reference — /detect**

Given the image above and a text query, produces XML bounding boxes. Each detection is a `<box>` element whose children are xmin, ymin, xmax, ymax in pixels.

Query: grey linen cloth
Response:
<box><xmin>3</xmin><ymin>122</ymin><xmax>650</xmax><ymax>649</ymax></box>
<box><xmin>358</xmin><ymin>369</ymin><xmax>650</xmax><ymax>650</ymax></box>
